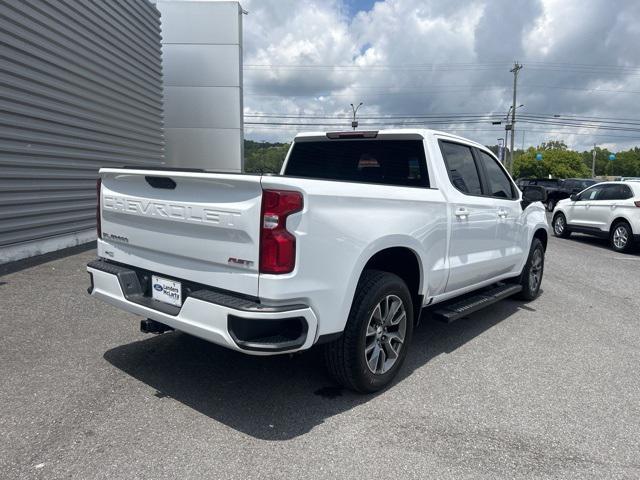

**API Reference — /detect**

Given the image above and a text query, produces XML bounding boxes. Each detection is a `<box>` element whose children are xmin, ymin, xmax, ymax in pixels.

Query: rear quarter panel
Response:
<box><xmin>259</xmin><ymin>176</ymin><xmax>448</xmax><ymax>338</ymax></box>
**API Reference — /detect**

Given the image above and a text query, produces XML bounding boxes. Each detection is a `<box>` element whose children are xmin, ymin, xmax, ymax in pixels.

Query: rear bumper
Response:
<box><xmin>86</xmin><ymin>259</ymin><xmax>318</xmax><ymax>355</ymax></box>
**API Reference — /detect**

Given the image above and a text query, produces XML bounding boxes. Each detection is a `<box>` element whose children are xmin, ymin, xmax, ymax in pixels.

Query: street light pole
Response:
<box><xmin>350</xmin><ymin>102</ymin><xmax>363</xmax><ymax>131</ymax></box>
<box><xmin>592</xmin><ymin>144</ymin><xmax>596</xmax><ymax>178</ymax></box>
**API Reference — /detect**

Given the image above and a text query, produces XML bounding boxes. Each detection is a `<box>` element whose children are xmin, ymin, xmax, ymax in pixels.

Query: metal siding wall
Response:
<box><xmin>0</xmin><ymin>0</ymin><xmax>164</xmax><ymax>251</ymax></box>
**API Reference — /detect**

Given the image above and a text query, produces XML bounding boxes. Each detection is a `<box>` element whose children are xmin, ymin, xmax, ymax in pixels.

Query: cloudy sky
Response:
<box><xmin>238</xmin><ymin>0</ymin><xmax>640</xmax><ymax>151</ymax></box>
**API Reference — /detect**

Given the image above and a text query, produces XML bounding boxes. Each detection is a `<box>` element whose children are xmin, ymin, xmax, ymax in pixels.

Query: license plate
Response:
<box><xmin>151</xmin><ymin>275</ymin><xmax>182</xmax><ymax>307</ymax></box>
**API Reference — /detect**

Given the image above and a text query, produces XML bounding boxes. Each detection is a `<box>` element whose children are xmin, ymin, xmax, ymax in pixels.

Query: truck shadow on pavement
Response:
<box><xmin>104</xmin><ymin>298</ymin><xmax>528</xmax><ymax>441</ymax></box>
<box><xmin>565</xmin><ymin>234</ymin><xmax>640</xmax><ymax>256</ymax></box>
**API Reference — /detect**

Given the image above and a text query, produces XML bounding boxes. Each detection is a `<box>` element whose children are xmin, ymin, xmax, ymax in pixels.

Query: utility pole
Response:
<box><xmin>592</xmin><ymin>144</ymin><xmax>596</xmax><ymax>178</ymax></box>
<box><xmin>503</xmin><ymin>106</ymin><xmax>513</xmax><ymax>166</ymax></box>
<box><xmin>509</xmin><ymin>61</ymin><xmax>523</xmax><ymax>173</ymax></box>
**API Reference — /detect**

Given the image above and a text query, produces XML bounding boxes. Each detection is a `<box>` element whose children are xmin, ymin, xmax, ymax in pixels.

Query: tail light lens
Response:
<box><xmin>635</xmin><ymin>200</ymin><xmax>640</xmax><ymax>207</ymax></box>
<box><xmin>96</xmin><ymin>178</ymin><xmax>102</xmax><ymax>238</ymax></box>
<box><xmin>260</xmin><ymin>189</ymin><xmax>303</xmax><ymax>274</ymax></box>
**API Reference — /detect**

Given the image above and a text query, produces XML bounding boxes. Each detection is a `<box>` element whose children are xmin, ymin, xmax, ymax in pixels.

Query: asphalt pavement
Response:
<box><xmin>1</xmin><ymin>232</ymin><xmax>639</xmax><ymax>479</ymax></box>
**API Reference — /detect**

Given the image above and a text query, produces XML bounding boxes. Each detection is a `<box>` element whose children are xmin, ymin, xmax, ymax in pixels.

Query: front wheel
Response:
<box><xmin>552</xmin><ymin>212</ymin><xmax>571</xmax><ymax>238</ymax></box>
<box><xmin>515</xmin><ymin>238</ymin><xmax>545</xmax><ymax>301</ymax></box>
<box><xmin>323</xmin><ymin>270</ymin><xmax>414</xmax><ymax>393</ymax></box>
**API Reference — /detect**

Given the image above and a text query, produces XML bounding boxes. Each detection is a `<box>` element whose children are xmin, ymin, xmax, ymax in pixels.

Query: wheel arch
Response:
<box><xmin>552</xmin><ymin>208</ymin><xmax>568</xmax><ymax>227</ymax></box>
<box><xmin>609</xmin><ymin>216</ymin><xmax>634</xmax><ymax>233</ymax></box>
<box><xmin>356</xmin><ymin>244</ymin><xmax>424</xmax><ymax>324</ymax></box>
<box><xmin>533</xmin><ymin>227</ymin><xmax>548</xmax><ymax>250</ymax></box>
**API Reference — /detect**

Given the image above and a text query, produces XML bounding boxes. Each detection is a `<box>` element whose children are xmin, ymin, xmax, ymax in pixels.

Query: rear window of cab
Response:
<box><xmin>284</xmin><ymin>140</ymin><xmax>430</xmax><ymax>188</ymax></box>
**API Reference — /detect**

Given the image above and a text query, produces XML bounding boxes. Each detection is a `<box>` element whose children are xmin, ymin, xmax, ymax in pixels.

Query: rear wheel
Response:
<box><xmin>515</xmin><ymin>238</ymin><xmax>545</xmax><ymax>301</ymax></box>
<box><xmin>552</xmin><ymin>212</ymin><xmax>571</xmax><ymax>238</ymax></box>
<box><xmin>323</xmin><ymin>270</ymin><xmax>413</xmax><ymax>393</ymax></box>
<box><xmin>610</xmin><ymin>221</ymin><xmax>634</xmax><ymax>253</ymax></box>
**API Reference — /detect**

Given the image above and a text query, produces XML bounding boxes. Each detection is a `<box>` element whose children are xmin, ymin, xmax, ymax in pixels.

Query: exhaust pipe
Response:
<box><xmin>140</xmin><ymin>319</ymin><xmax>174</xmax><ymax>334</ymax></box>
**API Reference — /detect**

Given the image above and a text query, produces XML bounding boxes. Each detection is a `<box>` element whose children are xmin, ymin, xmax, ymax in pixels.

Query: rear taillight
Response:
<box><xmin>96</xmin><ymin>178</ymin><xmax>102</xmax><ymax>238</ymax></box>
<box><xmin>635</xmin><ymin>200</ymin><xmax>640</xmax><ymax>207</ymax></box>
<box><xmin>259</xmin><ymin>189</ymin><xmax>303</xmax><ymax>274</ymax></box>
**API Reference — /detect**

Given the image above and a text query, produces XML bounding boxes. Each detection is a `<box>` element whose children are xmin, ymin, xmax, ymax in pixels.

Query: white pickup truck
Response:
<box><xmin>87</xmin><ymin>129</ymin><xmax>549</xmax><ymax>392</ymax></box>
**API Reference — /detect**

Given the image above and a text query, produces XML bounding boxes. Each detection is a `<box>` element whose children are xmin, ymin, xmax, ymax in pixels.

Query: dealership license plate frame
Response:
<box><xmin>151</xmin><ymin>275</ymin><xmax>182</xmax><ymax>307</ymax></box>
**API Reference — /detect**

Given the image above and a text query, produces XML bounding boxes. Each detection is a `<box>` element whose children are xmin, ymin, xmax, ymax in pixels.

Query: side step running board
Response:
<box><xmin>432</xmin><ymin>283</ymin><xmax>523</xmax><ymax>323</ymax></box>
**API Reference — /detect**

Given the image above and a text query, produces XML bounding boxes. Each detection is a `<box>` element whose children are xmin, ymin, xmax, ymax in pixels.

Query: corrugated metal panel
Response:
<box><xmin>0</xmin><ymin>0</ymin><xmax>164</xmax><ymax>249</ymax></box>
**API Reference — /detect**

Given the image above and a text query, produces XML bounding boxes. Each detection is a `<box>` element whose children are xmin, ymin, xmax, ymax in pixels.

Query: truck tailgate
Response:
<box><xmin>98</xmin><ymin>168</ymin><xmax>262</xmax><ymax>297</ymax></box>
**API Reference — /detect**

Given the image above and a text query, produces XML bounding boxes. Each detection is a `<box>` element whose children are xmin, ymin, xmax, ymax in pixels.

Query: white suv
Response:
<box><xmin>552</xmin><ymin>181</ymin><xmax>640</xmax><ymax>252</ymax></box>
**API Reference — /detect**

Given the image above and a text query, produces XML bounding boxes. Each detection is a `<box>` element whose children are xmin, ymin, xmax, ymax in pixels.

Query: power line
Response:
<box><xmin>244</xmin><ymin>117</ymin><xmax>640</xmax><ymax>133</ymax></box>
<box><xmin>244</xmin><ymin>124</ymin><xmax>640</xmax><ymax>140</ymax></box>
<box><xmin>244</xmin><ymin>82</ymin><xmax>640</xmax><ymax>95</ymax></box>
<box><xmin>245</xmin><ymin>85</ymin><xmax>640</xmax><ymax>99</ymax></box>
<box><xmin>245</xmin><ymin>111</ymin><xmax>640</xmax><ymax>121</ymax></box>
<box><xmin>244</xmin><ymin>112</ymin><xmax>640</xmax><ymax>128</ymax></box>
<box><xmin>243</xmin><ymin>61</ymin><xmax>640</xmax><ymax>77</ymax></box>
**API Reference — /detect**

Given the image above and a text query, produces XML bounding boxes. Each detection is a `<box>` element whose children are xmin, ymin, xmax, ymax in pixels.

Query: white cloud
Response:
<box><xmin>240</xmin><ymin>0</ymin><xmax>640</xmax><ymax>151</ymax></box>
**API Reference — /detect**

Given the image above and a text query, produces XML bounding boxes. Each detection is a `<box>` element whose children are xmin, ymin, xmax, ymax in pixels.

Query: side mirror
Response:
<box><xmin>570</xmin><ymin>194</ymin><xmax>579</xmax><ymax>202</ymax></box>
<box><xmin>522</xmin><ymin>185</ymin><xmax>546</xmax><ymax>201</ymax></box>
<box><xmin>521</xmin><ymin>185</ymin><xmax>547</xmax><ymax>209</ymax></box>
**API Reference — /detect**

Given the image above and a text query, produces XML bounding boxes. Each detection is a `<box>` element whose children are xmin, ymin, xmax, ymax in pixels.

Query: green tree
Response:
<box><xmin>580</xmin><ymin>146</ymin><xmax>611</xmax><ymax>176</ymax></box>
<box><xmin>513</xmin><ymin>144</ymin><xmax>590</xmax><ymax>179</ymax></box>
<box><xmin>610</xmin><ymin>148</ymin><xmax>640</xmax><ymax>177</ymax></box>
<box><xmin>244</xmin><ymin>140</ymin><xmax>290</xmax><ymax>173</ymax></box>
<box><xmin>539</xmin><ymin>140</ymin><xmax>568</xmax><ymax>151</ymax></box>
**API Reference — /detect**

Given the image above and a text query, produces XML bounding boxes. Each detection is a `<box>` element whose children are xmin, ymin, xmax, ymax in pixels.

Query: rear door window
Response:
<box><xmin>597</xmin><ymin>185</ymin><xmax>616</xmax><ymax>200</ymax></box>
<box><xmin>477</xmin><ymin>151</ymin><xmax>516</xmax><ymax>199</ymax></box>
<box><xmin>284</xmin><ymin>140</ymin><xmax>429</xmax><ymax>187</ymax></box>
<box><xmin>600</xmin><ymin>184</ymin><xmax>633</xmax><ymax>200</ymax></box>
<box><xmin>439</xmin><ymin>141</ymin><xmax>483</xmax><ymax>195</ymax></box>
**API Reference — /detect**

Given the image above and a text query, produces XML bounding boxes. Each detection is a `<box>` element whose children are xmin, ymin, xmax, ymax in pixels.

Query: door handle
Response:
<box><xmin>497</xmin><ymin>208</ymin><xmax>508</xmax><ymax>218</ymax></box>
<box><xmin>455</xmin><ymin>207</ymin><xmax>469</xmax><ymax>218</ymax></box>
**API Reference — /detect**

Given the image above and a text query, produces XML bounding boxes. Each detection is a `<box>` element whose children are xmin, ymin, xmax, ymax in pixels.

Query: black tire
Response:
<box><xmin>552</xmin><ymin>212</ymin><xmax>571</xmax><ymax>238</ymax></box>
<box><xmin>546</xmin><ymin>198</ymin><xmax>556</xmax><ymax>212</ymax></box>
<box><xmin>515</xmin><ymin>238</ymin><xmax>545</xmax><ymax>301</ymax></box>
<box><xmin>609</xmin><ymin>221</ymin><xmax>634</xmax><ymax>253</ymax></box>
<box><xmin>323</xmin><ymin>270</ymin><xmax>414</xmax><ymax>393</ymax></box>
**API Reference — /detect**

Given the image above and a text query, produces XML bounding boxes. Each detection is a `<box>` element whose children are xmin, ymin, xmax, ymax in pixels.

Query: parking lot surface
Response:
<box><xmin>1</xmin><ymin>233</ymin><xmax>639</xmax><ymax>480</ymax></box>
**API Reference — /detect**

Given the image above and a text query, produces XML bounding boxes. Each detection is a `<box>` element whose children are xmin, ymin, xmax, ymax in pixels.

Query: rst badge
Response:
<box><xmin>228</xmin><ymin>257</ymin><xmax>254</xmax><ymax>268</ymax></box>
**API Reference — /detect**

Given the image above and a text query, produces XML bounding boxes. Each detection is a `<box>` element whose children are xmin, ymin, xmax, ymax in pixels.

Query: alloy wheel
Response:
<box><xmin>529</xmin><ymin>247</ymin><xmax>543</xmax><ymax>292</ymax></box>
<box><xmin>613</xmin><ymin>225</ymin><xmax>629</xmax><ymax>250</ymax></box>
<box><xmin>364</xmin><ymin>294</ymin><xmax>407</xmax><ymax>375</ymax></box>
<box><xmin>554</xmin><ymin>215</ymin><xmax>565</xmax><ymax>235</ymax></box>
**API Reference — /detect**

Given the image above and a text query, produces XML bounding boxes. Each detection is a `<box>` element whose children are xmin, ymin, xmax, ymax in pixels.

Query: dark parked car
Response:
<box><xmin>517</xmin><ymin>178</ymin><xmax>599</xmax><ymax>211</ymax></box>
<box><xmin>547</xmin><ymin>178</ymin><xmax>599</xmax><ymax>211</ymax></box>
<box><xmin>516</xmin><ymin>178</ymin><xmax>563</xmax><ymax>211</ymax></box>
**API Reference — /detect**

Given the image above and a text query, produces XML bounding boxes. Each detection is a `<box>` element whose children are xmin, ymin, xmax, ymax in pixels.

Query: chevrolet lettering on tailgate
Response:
<box><xmin>103</xmin><ymin>195</ymin><xmax>242</xmax><ymax>226</ymax></box>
